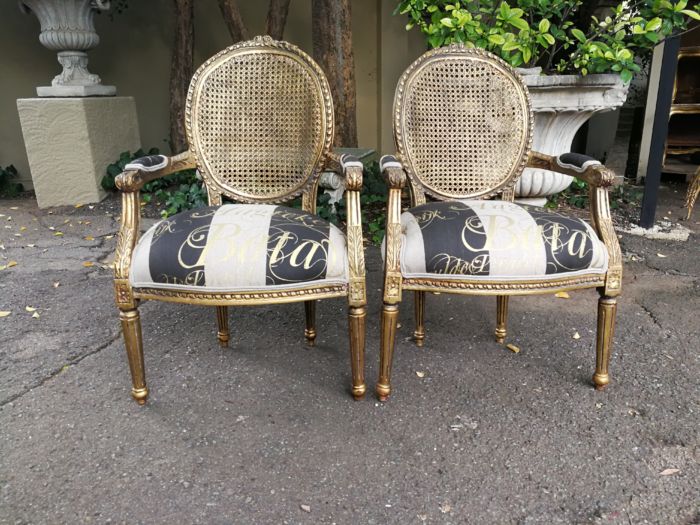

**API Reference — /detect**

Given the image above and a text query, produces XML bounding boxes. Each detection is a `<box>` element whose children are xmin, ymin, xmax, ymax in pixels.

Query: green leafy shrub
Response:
<box><xmin>0</xmin><ymin>165</ymin><xmax>24</xmax><ymax>198</ymax></box>
<box><xmin>397</xmin><ymin>0</ymin><xmax>700</xmax><ymax>80</ymax></box>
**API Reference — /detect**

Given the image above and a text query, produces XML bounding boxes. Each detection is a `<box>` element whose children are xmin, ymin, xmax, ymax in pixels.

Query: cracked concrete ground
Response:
<box><xmin>0</xmin><ymin>184</ymin><xmax>698</xmax><ymax>524</ymax></box>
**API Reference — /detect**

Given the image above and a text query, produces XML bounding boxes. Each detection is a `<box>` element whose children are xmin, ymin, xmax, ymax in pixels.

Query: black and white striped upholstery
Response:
<box><xmin>397</xmin><ymin>201</ymin><xmax>607</xmax><ymax>280</ymax></box>
<box><xmin>130</xmin><ymin>205</ymin><xmax>347</xmax><ymax>291</ymax></box>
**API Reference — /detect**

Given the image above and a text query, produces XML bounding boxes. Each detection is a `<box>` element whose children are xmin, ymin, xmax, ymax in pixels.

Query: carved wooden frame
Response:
<box><xmin>377</xmin><ymin>46</ymin><xmax>622</xmax><ymax>402</ymax></box>
<box><xmin>114</xmin><ymin>37</ymin><xmax>366</xmax><ymax>404</ymax></box>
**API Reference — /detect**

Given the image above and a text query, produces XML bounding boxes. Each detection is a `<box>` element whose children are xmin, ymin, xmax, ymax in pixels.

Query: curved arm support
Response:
<box><xmin>113</xmin><ymin>151</ymin><xmax>196</xmax><ymax>308</ymax></box>
<box><xmin>116</xmin><ymin>151</ymin><xmax>196</xmax><ymax>192</ymax></box>
<box><xmin>326</xmin><ymin>153</ymin><xmax>366</xmax><ymax>307</ymax></box>
<box><xmin>528</xmin><ymin>151</ymin><xmax>621</xmax><ymax>296</ymax></box>
<box><xmin>380</xmin><ymin>155</ymin><xmax>407</xmax><ymax>304</ymax></box>
<box><xmin>528</xmin><ymin>151</ymin><xmax>616</xmax><ymax>188</ymax></box>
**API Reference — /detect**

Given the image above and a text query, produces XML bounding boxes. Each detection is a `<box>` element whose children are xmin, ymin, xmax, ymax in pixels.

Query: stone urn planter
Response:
<box><xmin>19</xmin><ymin>0</ymin><xmax>116</xmax><ymax>96</ymax></box>
<box><xmin>516</xmin><ymin>69</ymin><xmax>629</xmax><ymax>204</ymax></box>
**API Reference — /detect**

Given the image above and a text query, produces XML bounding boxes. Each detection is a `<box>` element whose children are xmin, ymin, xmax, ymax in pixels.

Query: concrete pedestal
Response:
<box><xmin>17</xmin><ymin>97</ymin><xmax>140</xmax><ymax>208</ymax></box>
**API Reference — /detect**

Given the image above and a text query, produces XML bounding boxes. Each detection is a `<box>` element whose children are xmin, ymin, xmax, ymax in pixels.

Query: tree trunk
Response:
<box><xmin>169</xmin><ymin>0</ymin><xmax>194</xmax><ymax>153</ymax></box>
<box><xmin>217</xmin><ymin>0</ymin><xmax>249</xmax><ymax>42</ymax></box>
<box><xmin>311</xmin><ymin>0</ymin><xmax>358</xmax><ymax>147</ymax></box>
<box><xmin>266</xmin><ymin>0</ymin><xmax>291</xmax><ymax>40</ymax></box>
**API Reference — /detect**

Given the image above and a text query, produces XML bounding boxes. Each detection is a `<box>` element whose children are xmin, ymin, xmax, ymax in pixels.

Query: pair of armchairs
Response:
<box><xmin>114</xmin><ymin>36</ymin><xmax>621</xmax><ymax>405</ymax></box>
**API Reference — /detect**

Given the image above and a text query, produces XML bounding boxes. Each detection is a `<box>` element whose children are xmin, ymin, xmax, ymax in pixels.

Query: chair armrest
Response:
<box><xmin>380</xmin><ymin>155</ymin><xmax>407</xmax><ymax>190</ymax></box>
<box><xmin>116</xmin><ymin>151</ymin><xmax>196</xmax><ymax>192</ymax></box>
<box><xmin>527</xmin><ymin>151</ymin><xmax>615</xmax><ymax>188</ymax></box>
<box><xmin>113</xmin><ymin>151</ymin><xmax>196</xmax><ymax>304</ymax></box>
<box><xmin>325</xmin><ymin>152</ymin><xmax>367</xmax><ymax>306</ymax></box>
<box><xmin>380</xmin><ymin>155</ymin><xmax>407</xmax><ymax>303</ymax></box>
<box><xmin>528</xmin><ymin>151</ymin><xmax>621</xmax><ymax>296</ymax></box>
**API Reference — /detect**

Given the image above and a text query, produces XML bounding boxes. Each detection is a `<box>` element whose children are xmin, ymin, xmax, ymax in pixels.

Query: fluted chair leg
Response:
<box><xmin>495</xmin><ymin>295</ymin><xmax>509</xmax><ymax>344</ymax></box>
<box><xmin>377</xmin><ymin>303</ymin><xmax>399</xmax><ymax>401</ymax></box>
<box><xmin>414</xmin><ymin>291</ymin><xmax>425</xmax><ymax>347</ymax></box>
<box><xmin>119</xmin><ymin>307</ymin><xmax>148</xmax><ymax>405</ymax></box>
<box><xmin>216</xmin><ymin>306</ymin><xmax>230</xmax><ymax>347</ymax></box>
<box><xmin>348</xmin><ymin>306</ymin><xmax>367</xmax><ymax>399</ymax></box>
<box><xmin>304</xmin><ymin>300</ymin><xmax>317</xmax><ymax>346</ymax></box>
<box><xmin>593</xmin><ymin>294</ymin><xmax>617</xmax><ymax>390</ymax></box>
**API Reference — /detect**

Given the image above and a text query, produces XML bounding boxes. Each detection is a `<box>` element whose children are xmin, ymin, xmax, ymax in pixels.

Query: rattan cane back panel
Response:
<box><xmin>186</xmin><ymin>37</ymin><xmax>334</xmax><ymax>204</ymax></box>
<box><xmin>395</xmin><ymin>46</ymin><xmax>533</xmax><ymax>201</ymax></box>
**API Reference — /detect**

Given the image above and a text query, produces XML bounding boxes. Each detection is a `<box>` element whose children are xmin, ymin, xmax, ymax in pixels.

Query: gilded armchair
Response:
<box><xmin>113</xmin><ymin>36</ymin><xmax>367</xmax><ymax>404</ymax></box>
<box><xmin>377</xmin><ymin>45</ymin><xmax>622</xmax><ymax>401</ymax></box>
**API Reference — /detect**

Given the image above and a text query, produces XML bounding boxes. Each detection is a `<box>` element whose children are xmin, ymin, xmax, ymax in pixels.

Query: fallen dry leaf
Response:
<box><xmin>660</xmin><ymin>468</ymin><xmax>680</xmax><ymax>476</ymax></box>
<box><xmin>573</xmin><ymin>331</ymin><xmax>581</xmax><ymax>340</ymax></box>
<box><xmin>74</xmin><ymin>203</ymin><xmax>83</xmax><ymax>208</ymax></box>
<box><xmin>32</xmin><ymin>311</ymin><xmax>40</xmax><ymax>319</ymax></box>
<box><xmin>506</xmin><ymin>343</ymin><xmax>520</xmax><ymax>354</ymax></box>
<box><xmin>0</xmin><ymin>311</ymin><xmax>11</xmax><ymax>318</ymax></box>
<box><xmin>300</xmin><ymin>504</ymin><xmax>311</xmax><ymax>513</ymax></box>
<box><xmin>6</xmin><ymin>261</ymin><xmax>18</xmax><ymax>268</ymax></box>
<box><xmin>53</xmin><ymin>281</ymin><xmax>60</xmax><ymax>288</ymax></box>
<box><xmin>54</xmin><ymin>232</ymin><xmax>63</xmax><ymax>236</ymax></box>
<box><xmin>555</xmin><ymin>291</ymin><xmax>570</xmax><ymax>299</ymax></box>
<box><xmin>84</xmin><ymin>235</ymin><xmax>95</xmax><ymax>241</ymax></box>
<box><xmin>657</xmin><ymin>253</ymin><xmax>667</xmax><ymax>258</ymax></box>
<box><xmin>440</xmin><ymin>503</ymin><xmax>452</xmax><ymax>514</ymax></box>
<box><xmin>19</xmin><ymin>226</ymin><xmax>26</xmax><ymax>231</ymax></box>
<box><xmin>82</xmin><ymin>261</ymin><xmax>94</xmax><ymax>268</ymax></box>
<box><xmin>25</xmin><ymin>306</ymin><xmax>36</xmax><ymax>312</ymax></box>
<box><xmin>416</xmin><ymin>371</ymin><xmax>426</xmax><ymax>378</ymax></box>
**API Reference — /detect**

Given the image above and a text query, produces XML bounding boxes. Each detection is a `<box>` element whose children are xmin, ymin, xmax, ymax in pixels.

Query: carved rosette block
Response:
<box><xmin>19</xmin><ymin>0</ymin><xmax>116</xmax><ymax>96</ymax></box>
<box><xmin>515</xmin><ymin>72</ymin><xmax>628</xmax><ymax>202</ymax></box>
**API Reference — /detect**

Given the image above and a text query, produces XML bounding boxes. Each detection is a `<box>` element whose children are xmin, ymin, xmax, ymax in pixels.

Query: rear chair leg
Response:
<box><xmin>304</xmin><ymin>300</ymin><xmax>317</xmax><ymax>346</ymax></box>
<box><xmin>495</xmin><ymin>295</ymin><xmax>509</xmax><ymax>344</ymax></box>
<box><xmin>414</xmin><ymin>291</ymin><xmax>425</xmax><ymax>347</ymax></box>
<box><xmin>593</xmin><ymin>295</ymin><xmax>618</xmax><ymax>390</ymax></box>
<box><xmin>348</xmin><ymin>306</ymin><xmax>367</xmax><ymax>399</ymax></box>
<box><xmin>377</xmin><ymin>303</ymin><xmax>399</xmax><ymax>401</ymax></box>
<box><xmin>216</xmin><ymin>306</ymin><xmax>230</xmax><ymax>347</ymax></box>
<box><xmin>119</xmin><ymin>307</ymin><xmax>148</xmax><ymax>405</ymax></box>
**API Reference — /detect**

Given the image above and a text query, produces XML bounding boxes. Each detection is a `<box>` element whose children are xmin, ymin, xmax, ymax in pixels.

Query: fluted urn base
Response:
<box><xmin>514</xmin><ymin>72</ymin><xmax>628</xmax><ymax>203</ymax></box>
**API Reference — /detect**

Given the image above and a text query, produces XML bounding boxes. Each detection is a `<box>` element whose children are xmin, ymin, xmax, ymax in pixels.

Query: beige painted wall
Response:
<box><xmin>0</xmin><ymin>0</ymin><xmax>424</xmax><ymax>189</ymax></box>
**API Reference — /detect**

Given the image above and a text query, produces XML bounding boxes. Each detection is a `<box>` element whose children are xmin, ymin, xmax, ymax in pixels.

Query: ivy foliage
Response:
<box><xmin>0</xmin><ymin>165</ymin><xmax>24</xmax><ymax>198</ymax></box>
<box><xmin>397</xmin><ymin>0</ymin><xmax>700</xmax><ymax>80</ymax></box>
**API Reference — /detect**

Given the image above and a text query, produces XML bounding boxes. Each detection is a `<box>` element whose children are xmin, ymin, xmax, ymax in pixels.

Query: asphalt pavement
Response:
<box><xmin>1</xmin><ymin>187</ymin><xmax>698</xmax><ymax>524</ymax></box>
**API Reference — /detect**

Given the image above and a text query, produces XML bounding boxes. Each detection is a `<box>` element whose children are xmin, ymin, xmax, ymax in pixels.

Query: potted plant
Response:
<box><xmin>397</xmin><ymin>0</ymin><xmax>700</xmax><ymax>202</ymax></box>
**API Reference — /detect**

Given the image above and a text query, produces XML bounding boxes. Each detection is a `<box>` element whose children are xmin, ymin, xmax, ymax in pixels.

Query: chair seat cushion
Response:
<box><xmin>399</xmin><ymin>200</ymin><xmax>608</xmax><ymax>280</ymax></box>
<box><xmin>130</xmin><ymin>205</ymin><xmax>348</xmax><ymax>291</ymax></box>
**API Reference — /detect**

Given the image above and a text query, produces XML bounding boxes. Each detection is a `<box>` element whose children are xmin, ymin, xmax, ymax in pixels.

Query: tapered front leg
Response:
<box><xmin>377</xmin><ymin>303</ymin><xmax>399</xmax><ymax>401</ymax></box>
<box><xmin>593</xmin><ymin>295</ymin><xmax>617</xmax><ymax>390</ymax></box>
<box><xmin>216</xmin><ymin>306</ymin><xmax>230</xmax><ymax>347</ymax></box>
<box><xmin>414</xmin><ymin>291</ymin><xmax>425</xmax><ymax>347</ymax></box>
<box><xmin>348</xmin><ymin>306</ymin><xmax>366</xmax><ymax>399</ymax></box>
<box><xmin>119</xmin><ymin>308</ymin><xmax>148</xmax><ymax>405</ymax></box>
<box><xmin>304</xmin><ymin>300</ymin><xmax>317</xmax><ymax>346</ymax></box>
<box><xmin>495</xmin><ymin>295</ymin><xmax>509</xmax><ymax>344</ymax></box>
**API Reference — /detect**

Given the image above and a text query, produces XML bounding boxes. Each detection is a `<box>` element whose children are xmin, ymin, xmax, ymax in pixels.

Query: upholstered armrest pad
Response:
<box><xmin>380</xmin><ymin>155</ymin><xmax>402</xmax><ymax>172</ymax></box>
<box><xmin>555</xmin><ymin>153</ymin><xmax>602</xmax><ymax>173</ymax></box>
<box><xmin>340</xmin><ymin>154</ymin><xmax>363</xmax><ymax>170</ymax></box>
<box><xmin>124</xmin><ymin>155</ymin><xmax>169</xmax><ymax>172</ymax></box>
<box><xmin>116</xmin><ymin>151</ymin><xmax>195</xmax><ymax>192</ymax></box>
